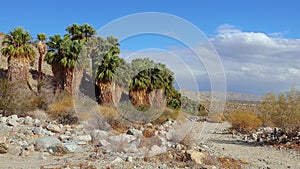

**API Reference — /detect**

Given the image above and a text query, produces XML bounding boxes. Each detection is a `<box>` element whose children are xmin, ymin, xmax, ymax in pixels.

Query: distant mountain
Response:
<box><xmin>180</xmin><ymin>89</ymin><xmax>262</xmax><ymax>103</ymax></box>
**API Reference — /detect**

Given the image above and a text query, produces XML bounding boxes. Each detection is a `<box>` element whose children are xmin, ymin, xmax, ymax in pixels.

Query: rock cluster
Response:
<box><xmin>247</xmin><ymin>127</ymin><xmax>300</xmax><ymax>145</ymax></box>
<box><xmin>0</xmin><ymin>114</ymin><xmax>208</xmax><ymax>167</ymax></box>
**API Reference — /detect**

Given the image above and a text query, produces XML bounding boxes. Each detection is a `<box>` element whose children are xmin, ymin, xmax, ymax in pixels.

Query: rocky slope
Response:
<box><xmin>1</xmin><ymin>113</ymin><xmax>299</xmax><ymax>168</ymax></box>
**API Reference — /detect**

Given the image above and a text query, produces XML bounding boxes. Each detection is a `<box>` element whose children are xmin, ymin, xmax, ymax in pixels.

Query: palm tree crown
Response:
<box><xmin>2</xmin><ymin>27</ymin><xmax>35</xmax><ymax>62</ymax></box>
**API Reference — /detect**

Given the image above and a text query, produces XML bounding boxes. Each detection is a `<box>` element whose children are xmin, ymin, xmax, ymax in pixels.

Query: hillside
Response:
<box><xmin>180</xmin><ymin>89</ymin><xmax>262</xmax><ymax>103</ymax></box>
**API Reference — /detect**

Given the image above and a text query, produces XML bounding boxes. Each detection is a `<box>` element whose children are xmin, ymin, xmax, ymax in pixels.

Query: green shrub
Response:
<box><xmin>227</xmin><ymin>110</ymin><xmax>262</xmax><ymax>134</ymax></box>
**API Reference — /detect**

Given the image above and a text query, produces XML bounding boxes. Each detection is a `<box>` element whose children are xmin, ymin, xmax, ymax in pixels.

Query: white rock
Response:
<box><xmin>108</xmin><ymin>134</ymin><xmax>136</xmax><ymax>144</ymax></box>
<box><xmin>34</xmin><ymin>137</ymin><xmax>61</xmax><ymax>151</ymax></box>
<box><xmin>73</xmin><ymin>135</ymin><xmax>92</xmax><ymax>142</ymax></box>
<box><xmin>126</xmin><ymin>156</ymin><xmax>133</xmax><ymax>163</ymax></box>
<box><xmin>33</xmin><ymin>126</ymin><xmax>45</xmax><ymax>135</ymax></box>
<box><xmin>90</xmin><ymin>130</ymin><xmax>110</xmax><ymax>143</ymax></box>
<box><xmin>7</xmin><ymin>115</ymin><xmax>19</xmax><ymax>126</ymax></box>
<box><xmin>147</xmin><ymin>145</ymin><xmax>166</xmax><ymax>157</ymax></box>
<box><xmin>0</xmin><ymin>117</ymin><xmax>7</xmax><ymax>123</ymax></box>
<box><xmin>24</xmin><ymin>116</ymin><xmax>33</xmax><ymax>126</ymax></box>
<box><xmin>62</xmin><ymin>142</ymin><xmax>82</xmax><ymax>153</ymax></box>
<box><xmin>111</xmin><ymin>157</ymin><xmax>124</xmax><ymax>164</ymax></box>
<box><xmin>47</xmin><ymin>124</ymin><xmax>61</xmax><ymax>133</ymax></box>
<box><xmin>59</xmin><ymin>134</ymin><xmax>71</xmax><ymax>142</ymax></box>
<box><xmin>126</xmin><ymin>128</ymin><xmax>142</xmax><ymax>136</ymax></box>
<box><xmin>99</xmin><ymin>139</ymin><xmax>111</xmax><ymax>147</ymax></box>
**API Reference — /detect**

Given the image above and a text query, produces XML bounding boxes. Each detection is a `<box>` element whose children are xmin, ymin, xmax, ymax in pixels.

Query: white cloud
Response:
<box><xmin>212</xmin><ymin>25</ymin><xmax>300</xmax><ymax>94</ymax></box>
<box><xmin>216</xmin><ymin>24</ymin><xmax>241</xmax><ymax>34</ymax></box>
<box><xmin>120</xmin><ymin>24</ymin><xmax>300</xmax><ymax>95</ymax></box>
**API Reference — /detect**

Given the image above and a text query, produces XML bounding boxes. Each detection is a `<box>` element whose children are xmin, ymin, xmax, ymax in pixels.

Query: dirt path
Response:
<box><xmin>202</xmin><ymin>122</ymin><xmax>300</xmax><ymax>169</ymax></box>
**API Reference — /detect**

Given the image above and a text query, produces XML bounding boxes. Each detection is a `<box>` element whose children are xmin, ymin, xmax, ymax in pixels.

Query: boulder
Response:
<box><xmin>34</xmin><ymin>137</ymin><xmax>61</xmax><ymax>151</ymax></box>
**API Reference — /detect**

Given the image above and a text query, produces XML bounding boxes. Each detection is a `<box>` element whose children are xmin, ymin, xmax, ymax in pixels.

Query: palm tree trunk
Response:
<box><xmin>64</xmin><ymin>67</ymin><xmax>75</xmax><ymax>94</ymax></box>
<box><xmin>113</xmin><ymin>83</ymin><xmax>123</xmax><ymax>105</ymax></box>
<box><xmin>129</xmin><ymin>88</ymin><xmax>151</xmax><ymax>107</ymax></box>
<box><xmin>149</xmin><ymin>89</ymin><xmax>166</xmax><ymax>108</ymax></box>
<box><xmin>37</xmin><ymin>52</ymin><xmax>43</xmax><ymax>93</ymax></box>
<box><xmin>98</xmin><ymin>80</ymin><xmax>113</xmax><ymax>105</ymax></box>
<box><xmin>8</xmin><ymin>57</ymin><xmax>29</xmax><ymax>84</ymax></box>
<box><xmin>51</xmin><ymin>64</ymin><xmax>64</xmax><ymax>93</ymax></box>
<box><xmin>73</xmin><ymin>68</ymin><xmax>84</xmax><ymax>95</ymax></box>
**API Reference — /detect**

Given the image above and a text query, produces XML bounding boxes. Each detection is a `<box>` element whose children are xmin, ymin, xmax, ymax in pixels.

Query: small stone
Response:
<box><xmin>108</xmin><ymin>134</ymin><xmax>136</xmax><ymax>144</ymax></box>
<box><xmin>90</xmin><ymin>130</ymin><xmax>110</xmax><ymax>143</ymax></box>
<box><xmin>0</xmin><ymin>117</ymin><xmax>7</xmax><ymax>123</ymax></box>
<box><xmin>47</xmin><ymin>124</ymin><xmax>61</xmax><ymax>133</ymax></box>
<box><xmin>126</xmin><ymin>156</ymin><xmax>133</xmax><ymax>163</ymax></box>
<box><xmin>7</xmin><ymin>115</ymin><xmax>19</xmax><ymax>126</ymax></box>
<box><xmin>111</xmin><ymin>157</ymin><xmax>124</xmax><ymax>164</ymax></box>
<box><xmin>59</xmin><ymin>134</ymin><xmax>71</xmax><ymax>142</ymax></box>
<box><xmin>62</xmin><ymin>142</ymin><xmax>82</xmax><ymax>153</ymax></box>
<box><xmin>33</xmin><ymin>119</ymin><xmax>41</xmax><ymax>127</ymax></box>
<box><xmin>24</xmin><ymin>116</ymin><xmax>33</xmax><ymax>126</ymax></box>
<box><xmin>147</xmin><ymin>145</ymin><xmax>166</xmax><ymax>157</ymax></box>
<box><xmin>186</xmin><ymin>149</ymin><xmax>205</xmax><ymax>165</ymax></box>
<box><xmin>0</xmin><ymin>142</ymin><xmax>8</xmax><ymax>154</ymax></box>
<box><xmin>145</xmin><ymin>123</ymin><xmax>153</xmax><ymax>128</ymax></box>
<box><xmin>99</xmin><ymin>139</ymin><xmax>111</xmax><ymax>147</ymax></box>
<box><xmin>33</xmin><ymin>126</ymin><xmax>45</xmax><ymax>135</ymax></box>
<box><xmin>126</xmin><ymin>128</ymin><xmax>142</xmax><ymax>136</ymax></box>
<box><xmin>73</xmin><ymin>135</ymin><xmax>92</xmax><ymax>142</ymax></box>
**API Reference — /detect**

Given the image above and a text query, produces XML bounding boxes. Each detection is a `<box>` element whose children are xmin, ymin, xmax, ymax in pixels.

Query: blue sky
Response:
<box><xmin>1</xmin><ymin>0</ymin><xmax>300</xmax><ymax>95</ymax></box>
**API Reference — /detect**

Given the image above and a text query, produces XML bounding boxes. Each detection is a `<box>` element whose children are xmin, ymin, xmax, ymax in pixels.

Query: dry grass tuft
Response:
<box><xmin>218</xmin><ymin>156</ymin><xmax>248</xmax><ymax>169</ymax></box>
<box><xmin>47</xmin><ymin>93</ymin><xmax>78</xmax><ymax>125</ymax></box>
<box><xmin>226</xmin><ymin>110</ymin><xmax>262</xmax><ymax>134</ymax></box>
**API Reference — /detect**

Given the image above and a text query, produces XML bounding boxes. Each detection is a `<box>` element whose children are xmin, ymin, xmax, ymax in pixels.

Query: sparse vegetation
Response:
<box><xmin>47</xmin><ymin>93</ymin><xmax>78</xmax><ymax>125</ymax></box>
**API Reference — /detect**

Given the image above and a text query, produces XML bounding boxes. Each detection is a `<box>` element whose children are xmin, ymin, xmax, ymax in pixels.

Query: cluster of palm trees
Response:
<box><xmin>0</xmin><ymin>24</ymin><xmax>181</xmax><ymax>110</ymax></box>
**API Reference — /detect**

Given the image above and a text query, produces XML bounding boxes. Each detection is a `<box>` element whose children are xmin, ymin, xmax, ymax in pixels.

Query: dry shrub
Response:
<box><xmin>142</xmin><ymin>128</ymin><xmax>156</xmax><ymax>138</ymax></box>
<box><xmin>98</xmin><ymin>106</ymin><xmax>130</xmax><ymax>133</ymax></box>
<box><xmin>227</xmin><ymin>110</ymin><xmax>262</xmax><ymax>134</ymax></box>
<box><xmin>218</xmin><ymin>157</ymin><xmax>248</xmax><ymax>169</ymax></box>
<box><xmin>0</xmin><ymin>79</ymin><xmax>36</xmax><ymax>117</ymax></box>
<box><xmin>152</xmin><ymin>108</ymin><xmax>179</xmax><ymax>125</ymax></box>
<box><xmin>27</xmin><ymin>109</ymin><xmax>49</xmax><ymax>121</ymax></box>
<box><xmin>259</xmin><ymin>89</ymin><xmax>300</xmax><ymax>136</ymax></box>
<box><xmin>47</xmin><ymin>93</ymin><xmax>78</xmax><ymax>125</ymax></box>
<box><xmin>207</xmin><ymin>112</ymin><xmax>226</xmax><ymax>123</ymax></box>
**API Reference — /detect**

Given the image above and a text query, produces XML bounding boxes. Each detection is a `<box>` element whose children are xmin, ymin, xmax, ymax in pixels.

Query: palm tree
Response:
<box><xmin>1</xmin><ymin>27</ymin><xmax>36</xmax><ymax>86</ymax></box>
<box><xmin>45</xmin><ymin>24</ymin><xmax>96</xmax><ymax>94</ymax></box>
<box><xmin>95</xmin><ymin>44</ymin><xmax>122</xmax><ymax>104</ymax></box>
<box><xmin>36</xmin><ymin>33</ymin><xmax>47</xmax><ymax>93</ymax></box>
<box><xmin>66</xmin><ymin>23</ymin><xmax>96</xmax><ymax>41</ymax></box>
<box><xmin>44</xmin><ymin>35</ymin><xmax>65</xmax><ymax>93</ymax></box>
<box><xmin>129</xmin><ymin>59</ymin><xmax>180</xmax><ymax>109</ymax></box>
